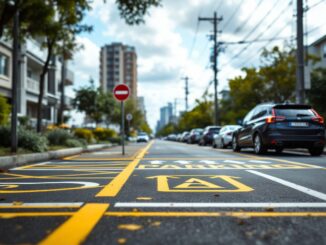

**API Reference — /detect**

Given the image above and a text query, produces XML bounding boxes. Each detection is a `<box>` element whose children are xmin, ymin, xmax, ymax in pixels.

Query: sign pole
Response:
<box><xmin>121</xmin><ymin>101</ymin><xmax>125</xmax><ymax>155</ymax></box>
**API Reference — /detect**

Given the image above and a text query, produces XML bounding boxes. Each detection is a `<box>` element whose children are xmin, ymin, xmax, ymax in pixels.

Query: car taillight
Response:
<box><xmin>312</xmin><ymin>109</ymin><xmax>324</xmax><ymax>124</ymax></box>
<box><xmin>266</xmin><ymin>109</ymin><xmax>285</xmax><ymax>124</ymax></box>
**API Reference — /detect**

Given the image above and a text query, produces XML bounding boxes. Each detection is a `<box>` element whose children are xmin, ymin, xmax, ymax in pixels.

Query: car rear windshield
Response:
<box><xmin>209</xmin><ymin>127</ymin><xmax>220</xmax><ymax>132</ymax></box>
<box><xmin>274</xmin><ymin>109</ymin><xmax>315</xmax><ymax>117</ymax></box>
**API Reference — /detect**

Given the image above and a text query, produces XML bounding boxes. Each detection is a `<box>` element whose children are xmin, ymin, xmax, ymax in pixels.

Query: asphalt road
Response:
<box><xmin>0</xmin><ymin>140</ymin><xmax>326</xmax><ymax>244</ymax></box>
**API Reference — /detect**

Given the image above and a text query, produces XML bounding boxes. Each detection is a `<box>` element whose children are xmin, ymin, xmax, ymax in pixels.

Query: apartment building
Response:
<box><xmin>0</xmin><ymin>37</ymin><xmax>74</xmax><ymax>127</ymax></box>
<box><xmin>100</xmin><ymin>43</ymin><xmax>137</xmax><ymax>99</ymax></box>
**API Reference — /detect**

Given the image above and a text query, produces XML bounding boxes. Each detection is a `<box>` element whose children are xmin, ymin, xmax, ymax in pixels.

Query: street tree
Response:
<box><xmin>0</xmin><ymin>94</ymin><xmax>10</xmax><ymax>125</ymax></box>
<box><xmin>307</xmin><ymin>68</ymin><xmax>326</xmax><ymax>119</ymax></box>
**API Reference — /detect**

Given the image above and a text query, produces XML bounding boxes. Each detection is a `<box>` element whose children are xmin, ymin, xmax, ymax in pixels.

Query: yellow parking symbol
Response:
<box><xmin>147</xmin><ymin>175</ymin><xmax>254</xmax><ymax>192</ymax></box>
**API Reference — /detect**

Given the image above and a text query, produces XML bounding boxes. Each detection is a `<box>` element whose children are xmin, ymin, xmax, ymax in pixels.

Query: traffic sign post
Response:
<box><xmin>113</xmin><ymin>84</ymin><xmax>130</xmax><ymax>155</ymax></box>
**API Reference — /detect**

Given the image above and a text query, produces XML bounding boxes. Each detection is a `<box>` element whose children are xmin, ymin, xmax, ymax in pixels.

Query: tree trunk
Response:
<box><xmin>36</xmin><ymin>39</ymin><xmax>54</xmax><ymax>132</ymax></box>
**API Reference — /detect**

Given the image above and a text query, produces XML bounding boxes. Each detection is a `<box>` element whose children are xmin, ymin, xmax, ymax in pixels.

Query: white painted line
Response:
<box><xmin>247</xmin><ymin>170</ymin><xmax>326</xmax><ymax>201</ymax></box>
<box><xmin>199</xmin><ymin>160</ymin><xmax>218</xmax><ymax>165</ymax></box>
<box><xmin>175</xmin><ymin>160</ymin><xmax>192</xmax><ymax>165</ymax></box>
<box><xmin>14</xmin><ymin>168</ymin><xmax>124</xmax><ymax>171</ymax></box>
<box><xmin>115</xmin><ymin>202</ymin><xmax>326</xmax><ymax>208</ymax></box>
<box><xmin>249</xmin><ymin>160</ymin><xmax>271</xmax><ymax>164</ymax></box>
<box><xmin>0</xmin><ymin>181</ymin><xmax>100</xmax><ymax>187</ymax></box>
<box><xmin>12</xmin><ymin>161</ymin><xmax>50</xmax><ymax>170</ymax></box>
<box><xmin>223</xmin><ymin>160</ymin><xmax>245</xmax><ymax>164</ymax></box>
<box><xmin>91</xmin><ymin>152</ymin><xmax>121</xmax><ymax>155</ymax></box>
<box><xmin>150</xmin><ymin>160</ymin><xmax>166</xmax><ymax>165</ymax></box>
<box><xmin>0</xmin><ymin>202</ymin><xmax>84</xmax><ymax>207</ymax></box>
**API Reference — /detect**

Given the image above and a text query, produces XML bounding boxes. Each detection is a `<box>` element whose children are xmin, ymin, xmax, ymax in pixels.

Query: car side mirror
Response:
<box><xmin>237</xmin><ymin>119</ymin><xmax>243</xmax><ymax>126</ymax></box>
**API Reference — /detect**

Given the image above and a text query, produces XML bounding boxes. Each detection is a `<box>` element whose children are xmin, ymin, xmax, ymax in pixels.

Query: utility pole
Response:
<box><xmin>296</xmin><ymin>0</ymin><xmax>305</xmax><ymax>104</ymax></box>
<box><xmin>199</xmin><ymin>12</ymin><xmax>223</xmax><ymax>125</ymax></box>
<box><xmin>11</xmin><ymin>11</ymin><xmax>20</xmax><ymax>153</ymax></box>
<box><xmin>181</xmin><ymin>77</ymin><xmax>190</xmax><ymax>111</ymax></box>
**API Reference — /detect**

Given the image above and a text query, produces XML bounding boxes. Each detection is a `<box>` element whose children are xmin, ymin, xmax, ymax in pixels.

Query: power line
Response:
<box><xmin>305</xmin><ymin>0</ymin><xmax>325</xmax><ymax>10</ymax></box>
<box><xmin>222</xmin><ymin>0</ymin><xmax>245</xmax><ymax>31</ymax></box>
<box><xmin>219</xmin><ymin>36</ymin><xmax>290</xmax><ymax>45</ymax></box>
<box><xmin>221</xmin><ymin>0</ymin><xmax>293</xmax><ymax>68</ymax></box>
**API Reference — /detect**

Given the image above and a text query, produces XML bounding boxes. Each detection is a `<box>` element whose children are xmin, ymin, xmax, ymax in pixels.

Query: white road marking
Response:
<box><xmin>12</xmin><ymin>161</ymin><xmax>50</xmax><ymax>170</ymax></box>
<box><xmin>0</xmin><ymin>181</ymin><xmax>100</xmax><ymax>187</ymax></box>
<box><xmin>175</xmin><ymin>160</ymin><xmax>192</xmax><ymax>165</ymax></box>
<box><xmin>115</xmin><ymin>202</ymin><xmax>326</xmax><ymax>208</ymax></box>
<box><xmin>199</xmin><ymin>160</ymin><xmax>218</xmax><ymax>165</ymax></box>
<box><xmin>249</xmin><ymin>160</ymin><xmax>271</xmax><ymax>164</ymax></box>
<box><xmin>223</xmin><ymin>160</ymin><xmax>245</xmax><ymax>164</ymax></box>
<box><xmin>247</xmin><ymin>170</ymin><xmax>326</xmax><ymax>201</ymax></box>
<box><xmin>150</xmin><ymin>160</ymin><xmax>166</xmax><ymax>165</ymax></box>
<box><xmin>0</xmin><ymin>202</ymin><xmax>84</xmax><ymax>207</ymax></box>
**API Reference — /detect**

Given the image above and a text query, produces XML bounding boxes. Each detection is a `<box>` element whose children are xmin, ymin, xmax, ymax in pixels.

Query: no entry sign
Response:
<box><xmin>113</xmin><ymin>84</ymin><xmax>130</xmax><ymax>101</ymax></box>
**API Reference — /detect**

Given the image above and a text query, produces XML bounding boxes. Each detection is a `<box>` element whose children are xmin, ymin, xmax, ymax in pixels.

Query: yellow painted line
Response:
<box><xmin>104</xmin><ymin>211</ymin><xmax>326</xmax><ymax>217</ymax></box>
<box><xmin>96</xmin><ymin>141</ymin><xmax>154</xmax><ymax>197</ymax></box>
<box><xmin>66</xmin><ymin>158</ymin><xmax>134</xmax><ymax>161</ymax></box>
<box><xmin>63</xmin><ymin>154</ymin><xmax>81</xmax><ymax>160</ymax></box>
<box><xmin>39</xmin><ymin>203</ymin><xmax>109</xmax><ymax>245</ymax></box>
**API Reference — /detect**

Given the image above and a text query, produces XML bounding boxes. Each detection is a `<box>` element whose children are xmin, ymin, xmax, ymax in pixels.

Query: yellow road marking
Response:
<box><xmin>0</xmin><ymin>212</ymin><xmax>75</xmax><ymax>218</ymax></box>
<box><xmin>63</xmin><ymin>154</ymin><xmax>81</xmax><ymax>160</ymax></box>
<box><xmin>96</xmin><ymin>141</ymin><xmax>154</xmax><ymax>197</ymax></box>
<box><xmin>0</xmin><ymin>185</ymin><xmax>102</xmax><ymax>194</ymax></box>
<box><xmin>39</xmin><ymin>203</ymin><xmax>109</xmax><ymax>245</ymax></box>
<box><xmin>263</xmin><ymin>158</ymin><xmax>323</xmax><ymax>168</ymax></box>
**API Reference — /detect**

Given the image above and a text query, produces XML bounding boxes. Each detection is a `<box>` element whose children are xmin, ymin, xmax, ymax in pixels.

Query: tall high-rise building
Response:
<box><xmin>100</xmin><ymin>43</ymin><xmax>137</xmax><ymax>98</ymax></box>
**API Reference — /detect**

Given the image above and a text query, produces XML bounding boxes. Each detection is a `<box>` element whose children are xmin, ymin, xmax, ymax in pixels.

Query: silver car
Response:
<box><xmin>213</xmin><ymin>125</ymin><xmax>241</xmax><ymax>148</ymax></box>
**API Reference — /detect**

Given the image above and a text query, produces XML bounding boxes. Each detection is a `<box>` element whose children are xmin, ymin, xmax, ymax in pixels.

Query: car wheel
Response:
<box><xmin>308</xmin><ymin>147</ymin><xmax>324</xmax><ymax>156</ymax></box>
<box><xmin>275</xmin><ymin>147</ymin><xmax>283</xmax><ymax>154</ymax></box>
<box><xmin>254</xmin><ymin>134</ymin><xmax>267</xmax><ymax>154</ymax></box>
<box><xmin>232</xmin><ymin>136</ymin><xmax>241</xmax><ymax>152</ymax></box>
<box><xmin>212</xmin><ymin>142</ymin><xmax>217</xmax><ymax>148</ymax></box>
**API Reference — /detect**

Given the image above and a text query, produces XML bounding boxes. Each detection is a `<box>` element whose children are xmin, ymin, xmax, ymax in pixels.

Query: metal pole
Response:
<box><xmin>213</xmin><ymin>11</ymin><xmax>219</xmax><ymax>125</ymax></box>
<box><xmin>11</xmin><ymin>11</ymin><xmax>19</xmax><ymax>153</ymax></box>
<box><xmin>59</xmin><ymin>57</ymin><xmax>66</xmax><ymax>124</ymax></box>
<box><xmin>296</xmin><ymin>0</ymin><xmax>305</xmax><ymax>103</ymax></box>
<box><xmin>121</xmin><ymin>101</ymin><xmax>125</xmax><ymax>155</ymax></box>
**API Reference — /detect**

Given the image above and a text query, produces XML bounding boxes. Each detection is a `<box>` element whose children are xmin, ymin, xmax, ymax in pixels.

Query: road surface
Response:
<box><xmin>0</xmin><ymin>140</ymin><xmax>325</xmax><ymax>244</ymax></box>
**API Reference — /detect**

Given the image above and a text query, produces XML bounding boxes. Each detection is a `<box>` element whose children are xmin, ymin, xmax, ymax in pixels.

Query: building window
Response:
<box><xmin>0</xmin><ymin>53</ymin><xmax>9</xmax><ymax>77</ymax></box>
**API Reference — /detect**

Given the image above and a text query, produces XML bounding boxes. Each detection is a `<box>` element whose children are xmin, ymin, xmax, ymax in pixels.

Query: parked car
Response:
<box><xmin>232</xmin><ymin>103</ymin><xmax>325</xmax><ymax>156</ymax></box>
<box><xmin>136</xmin><ymin>132</ymin><xmax>149</xmax><ymax>142</ymax></box>
<box><xmin>180</xmin><ymin>131</ymin><xmax>190</xmax><ymax>143</ymax></box>
<box><xmin>198</xmin><ymin>126</ymin><xmax>221</xmax><ymax>146</ymax></box>
<box><xmin>188</xmin><ymin>128</ymin><xmax>204</xmax><ymax>144</ymax></box>
<box><xmin>213</xmin><ymin>125</ymin><xmax>241</xmax><ymax>148</ymax></box>
<box><xmin>167</xmin><ymin>134</ymin><xmax>177</xmax><ymax>141</ymax></box>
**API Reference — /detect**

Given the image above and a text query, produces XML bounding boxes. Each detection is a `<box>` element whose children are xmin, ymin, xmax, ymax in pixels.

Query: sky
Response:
<box><xmin>69</xmin><ymin>0</ymin><xmax>326</xmax><ymax>130</ymax></box>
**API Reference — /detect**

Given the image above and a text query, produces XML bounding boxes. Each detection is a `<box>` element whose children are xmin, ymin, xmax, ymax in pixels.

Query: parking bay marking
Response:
<box><xmin>147</xmin><ymin>175</ymin><xmax>254</xmax><ymax>192</ymax></box>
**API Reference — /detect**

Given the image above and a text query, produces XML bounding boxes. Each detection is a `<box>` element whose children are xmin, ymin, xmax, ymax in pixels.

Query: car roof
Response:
<box><xmin>257</xmin><ymin>103</ymin><xmax>312</xmax><ymax>109</ymax></box>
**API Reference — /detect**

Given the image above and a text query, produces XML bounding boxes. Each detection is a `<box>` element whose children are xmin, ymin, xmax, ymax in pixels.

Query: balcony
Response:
<box><xmin>26</xmin><ymin>39</ymin><xmax>47</xmax><ymax>62</ymax></box>
<box><xmin>64</xmin><ymin>96</ymin><xmax>73</xmax><ymax>110</ymax></box>
<box><xmin>26</xmin><ymin>78</ymin><xmax>39</xmax><ymax>94</ymax></box>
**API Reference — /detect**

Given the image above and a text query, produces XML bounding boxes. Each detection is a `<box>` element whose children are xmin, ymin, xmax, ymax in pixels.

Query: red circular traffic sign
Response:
<box><xmin>113</xmin><ymin>84</ymin><xmax>130</xmax><ymax>101</ymax></box>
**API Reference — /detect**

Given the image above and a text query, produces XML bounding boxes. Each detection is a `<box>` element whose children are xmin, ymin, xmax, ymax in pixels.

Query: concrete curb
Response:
<box><xmin>0</xmin><ymin>144</ymin><xmax>112</xmax><ymax>171</ymax></box>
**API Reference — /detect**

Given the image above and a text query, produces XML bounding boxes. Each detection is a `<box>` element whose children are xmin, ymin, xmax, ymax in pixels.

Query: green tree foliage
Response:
<box><xmin>307</xmin><ymin>68</ymin><xmax>326</xmax><ymax>119</ymax></box>
<box><xmin>156</xmin><ymin>123</ymin><xmax>177</xmax><ymax>137</ymax></box>
<box><xmin>0</xmin><ymin>95</ymin><xmax>10</xmax><ymax>125</ymax></box>
<box><xmin>221</xmin><ymin>46</ymin><xmax>296</xmax><ymax>123</ymax></box>
<box><xmin>178</xmin><ymin>98</ymin><xmax>213</xmax><ymax>131</ymax></box>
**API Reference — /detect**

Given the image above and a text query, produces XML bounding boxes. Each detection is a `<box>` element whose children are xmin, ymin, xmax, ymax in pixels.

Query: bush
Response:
<box><xmin>73</xmin><ymin>128</ymin><xmax>94</xmax><ymax>143</ymax></box>
<box><xmin>47</xmin><ymin>129</ymin><xmax>73</xmax><ymax>146</ymax></box>
<box><xmin>0</xmin><ymin>95</ymin><xmax>10</xmax><ymax>125</ymax></box>
<box><xmin>0</xmin><ymin>126</ymin><xmax>48</xmax><ymax>152</ymax></box>
<box><xmin>93</xmin><ymin>128</ymin><xmax>117</xmax><ymax>141</ymax></box>
<box><xmin>18</xmin><ymin>128</ymin><xmax>48</xmax><ymax>152</ymax></box>
<box><xmin>65</xmin><ymin>139</ymin><xmax>85</xmax><ymax>148</ymax></box>
<box><xmin>108</xmin><ymin>137</ymin><xmax>121</xmax><ymax>145</ymax></box>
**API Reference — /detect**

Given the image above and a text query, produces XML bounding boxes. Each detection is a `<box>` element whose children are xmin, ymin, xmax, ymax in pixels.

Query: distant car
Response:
<box><xmin>188</xmin><ymin>128</ymin><xmax>203</xmax><ymax>144</ymax></box>
<box><xmin>213</xmin><ymin>125</ymin><xmax>241</xmax><ymax>148</ymax></box>
<box><xmin>176</xmin><ymin>134</ymin><xmax>183</xmax><ymax>142</ymax></box>
<box><xmin>136</xmin><ymin>132</ymin><xmax>149</xmax><ymax>142</ymax></box>
<box><xmin>180</xmin><ymin>131</ymin><xmax>190</xmax><ymax>143</ymax></box>
<box><xmin>232</xmin><ymin>103</ymin><xmax>325</xmax><ymax>156</ymax></box>
<box><xmin>199</xmin><ymin>126</ymin><xmax>221</xmax><ymax>146</ymax></box>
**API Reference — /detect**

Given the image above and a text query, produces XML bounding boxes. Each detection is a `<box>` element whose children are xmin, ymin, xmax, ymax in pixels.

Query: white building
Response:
<box><xmin>0</xmin><ymin>37</ymin><xmax>74</xmax><ymax>127</ymax></box>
